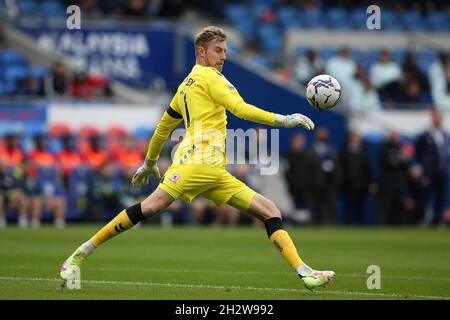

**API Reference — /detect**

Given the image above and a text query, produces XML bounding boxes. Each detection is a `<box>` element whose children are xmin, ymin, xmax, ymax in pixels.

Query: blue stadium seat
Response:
<box><xmin>17</xmin><ymin>0</ymin><xmax>36</xmax><ymax>15</ymax></box>
<box><xmin>299</xmin><ymin>9</ymin><xmax>324</xmax><ymax>29</ymax></box>
<box><xmin>381</xmin><ymin>10</ymin><xmax>403</xmax><ymax>31</ymax></box>
<box><xmin>134</xmin><ymin>127</ymin><xmax>154</xmax><ymax>140</ymax></box>
<box><xmin>416</xmin><ymin>50</ymin><xmax>438</xmax><ymax>73</ymax></box>
<box><xmin>391</xmin><ymin>49</ymin><xmax>406</xmax><ymax>64</ymax></box>
<box><xmin>326</xmin><ymin>8</ymin><xmax>351</xmax><ymax>30</ymax></box>
<box><xmin>402</xmin><ymin>10</ymin><xmax>425</xmax><ymax>32</ymax></box>
<box><xmin>235</xmin><ymin>20</ymin><xmax>257</xmax><ymax>43</ymax></box>
<box><xmin>30</xmin><ymin>66</ymin><xmax>47</xmax><ymax>80</ymax></box>
<box><xmin>250</xmin><ymin>55</ymin><xmax>273</xmax><ymax>69</ymax></box>
<box><xmin>366</xmin><ymin>48</ymin><xmax>381</xmax><ymax>63</ymax></box>
<box><xmin>360</xmin><ymin>49</ymin><xmax>379</xmax><ymax>71</ymax></box>
<box><xmin>351</xmin><ymin>48</ymin><xmax>364</xmax><ymax>63</ymax></box>
<box><xmin>278</xmin><ymin>7</ymin><xmax>302</xmax><ymax>30</ymax></box>
<box><xmin>253</xmin><ymin>2</ymin><xmax>273</xmax><ymax>18</ymax></box>
<box><xmin>319</xmin><ymin>47</ymin><xmax>339</xmax><ymax>60</ymax></box>
<box><xmin>0</xmin><ymin>49</ymin><xmax>27</xmax><ymax>67</ymax></box>
<box><xmin>295</xmin><ymin>46</ymin><xmax>310</xmax><ymax>58</ymax></box>
<box><xmin>4</xmin><ymin>65</ymin><xmax>29</xmax><ymax>93</ymax></box>
<box><xmin>250</xmin><ymin>0</ymin><xmax>276</xmax><ymax>5</ymax></box>
<box><xmin>35</xmin><ymin>168</ymin><xmax>65</xmax><ymax>221</ymax></box>
<box><xmin>257</xmin><ymin>23</ymin><xmax>283</xmax><ymax>55</ymax></box>
<box><xmin>48</xmin><ymin>139</ymin><xmax>63</xmax><ymax>154</ymax></box>
<box><xmin>225</xmin><ymin>4</ymin><xmax>248</xmax><ymax>25</ymax></box>
<box><xmin>426</xmin><ymin>12</ymin><xmax>449</xmax><ymax>32</ymax></box>
<box><xmin>225</xmin><ymin>4</ymin><xmax>257</xmax><ymax>42</ymax></box>
<box><xmin>40</xmin><ymin>2</ymin><xmax>67</xmax><ymax>19</ymax></box>
<box><xmin>29</xmin><ymin>66</ymin><xmax>47</xmax><ymax>94</ymax></box>
<box><xmin>351</xmin><ymin>8</ymin><xmax>367</xmax><ymax>30</ymax></box>
<box><xmin>67</xmin><ymin>166</ymin><xmax>93</xmax><ymax>221</ymax></box>
<box><xmin>40</xmin><ymin>1</ymin><xmax>66</xmax><ymax>19</ymax></box>
<box><xmin>23</xmin><ymin>123</ymin><xmax>46</xmax><ymax>139</ymax></box>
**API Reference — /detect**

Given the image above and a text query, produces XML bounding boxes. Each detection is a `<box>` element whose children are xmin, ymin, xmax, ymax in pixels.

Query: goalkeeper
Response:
<box><xmin>60</xmin><ymin>26</ymin><xmax>335</xmax><ymax>291</ymax></box>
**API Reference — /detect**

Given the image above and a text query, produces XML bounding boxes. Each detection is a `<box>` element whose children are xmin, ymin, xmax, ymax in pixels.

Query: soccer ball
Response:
<box><xmin>306</xmin><ymin>75</ymin><xmax>341</xmax><ymax>110</ymax></box>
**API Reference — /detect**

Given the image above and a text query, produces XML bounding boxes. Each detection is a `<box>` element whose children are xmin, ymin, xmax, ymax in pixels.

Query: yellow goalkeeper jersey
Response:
<box><xmin>146</xmin><ymin>64</ymin><xmax>276</xmax><ymax>166</ymax></box>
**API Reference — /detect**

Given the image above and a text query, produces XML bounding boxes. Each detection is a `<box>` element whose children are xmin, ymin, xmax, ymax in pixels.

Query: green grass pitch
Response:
<box><xmin>0</xmin><ymin>225</ymin><xmax>449</xmax><ymax>300</ymax></box>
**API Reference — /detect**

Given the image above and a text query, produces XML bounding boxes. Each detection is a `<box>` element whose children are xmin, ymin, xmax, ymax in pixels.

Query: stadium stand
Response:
<box><xmin>0</xmin><ymin>0</ymin><xmax>449</xmax><ymax>228</ymax></box>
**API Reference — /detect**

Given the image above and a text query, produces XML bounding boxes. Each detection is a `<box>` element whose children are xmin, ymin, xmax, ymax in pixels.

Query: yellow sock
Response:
<box><xmin>269</xmin><ymin>229</ymin><xmax>304</xmax><ymax>270</ymax></box>
<box><xmin>90</xmin><ymin>210</ymin><xmax>134</xmax><ymax>247</ymax></box>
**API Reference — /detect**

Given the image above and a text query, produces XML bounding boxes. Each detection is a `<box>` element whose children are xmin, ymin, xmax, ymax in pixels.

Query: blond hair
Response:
<box><xmin>194</xmin><ymin>26</ymin><xmax>227</xmax><ymax>52</ymax></box>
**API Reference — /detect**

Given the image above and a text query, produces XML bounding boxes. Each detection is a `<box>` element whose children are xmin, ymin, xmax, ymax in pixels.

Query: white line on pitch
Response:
<box><xmin>2</xmin><ymin>265</ymin><xmax>450</xmax><ymax>282</ymax></box>
<box><xmin>0</xmin><ymin>276</ymin><xmax>448</xmax><ymax>300</ymax></box>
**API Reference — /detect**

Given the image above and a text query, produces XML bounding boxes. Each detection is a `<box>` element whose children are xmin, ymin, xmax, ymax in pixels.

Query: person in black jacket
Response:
<box><xmin>304</xmin><ymin>127</ymin><xmax>341</xmax><ymax>225</ymax></box>
<box><xmin>415</xmin><ymin>111</ymin><xmax>448</xmax><ymax>225</ymax></box>
<box><xmin>377</xmin><ymin>130</ymin><xmax>412</xmax><ymax>225</ymax></box>
<box><xmin>284</xmin><ymin>132</ymin><xmax>308</xmax><ymax>210</ymax></box>
<box><xmin>339</xmin><ymin>131</ymin><xmax>374</xmax><ymax>225</ymax></box>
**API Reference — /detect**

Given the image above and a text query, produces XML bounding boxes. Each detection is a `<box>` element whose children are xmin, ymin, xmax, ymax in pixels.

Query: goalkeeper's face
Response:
<box><xmin>202</xmin><ymin>39</ymin><xmax>227</xmax><ymax>72</ymax></box>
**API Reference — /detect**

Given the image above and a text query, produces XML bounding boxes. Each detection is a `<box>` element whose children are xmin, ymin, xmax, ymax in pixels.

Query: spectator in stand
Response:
<box><xmin>339</xmin><ymin>131</ymin><xmax>374</xmax><ymax>225</ymax></box>
<box><xmin>82</xmin><ymin>136</ymin><xmax>108</xmax><ymax>170</ymax></box>
<box><xmin>283</xmin><ymin>132</ymin><xmax>308</xmax><ymax>210</ymax></box>
<box><xmin>326</xmin><ymin>47</ymin><xmax>357</xmax><ymax>107</ymax></box>
<box><xmin>89</xmin><ymin>160</ymin><xmax>123</xmax><ymax>221</ymax></box>
<box><xmin>0</xmin><ymin>134</ymin><xmax>29</xmax><ymax>228</ymax></box>
<box><xmin>69</xmin><ymin>71</ymin><xmax>112</xmax><ymax>100</ymax></box>
<box><xmin>370</xmin><ymin>50</ymin><xmax>402</xmax><ymax>105</ymax></box>
<box><xmin>15</xmin><ymin>74</ymin><xmax>43</xmax><ymax>97</ymax></box>
<box><xmin>429</xmin><ymin>52</ymin><xmax>450</xmax><ymax>112</ymax></box>
<box><xmin>402</xmin><ymin>52</ymin><xmax>430</xmax><ymax>98</ymax></box>
<box><xmin>304</xmin><ymin>127</ymin><xmax>341</xmax><ymax>225</ymax></box>
<box><xmin>407</xmin><ymin>163</ymin><xmax>427</xmax><ymax>224</ymax></box>
<box><xmin>415</xmin><ymin>110</ymin><xmax>448</xmax><ymax>225</ymax></box>
<box><xmin>429</xmin><ymin>51</ymin><xmax>449</xmax><ymax>88</ymax></box>
<box><xmin>377</xmin><ymin>130</ymin><xmax>412</xmax><ymax>225</ymax></box>
<box><xmin>116</xmin><ymin>135</ymin><xmax>143</xmax><ymax>169</ymax></box>
<box><xmin>325</xmin><ymin>47</ymin><xmax>357</xmax><ymax>88</ymax></box>
<box><xmin>0</xmin><ymin>134</ymin><xmax>24</xmax><ymax>167</ymax></box>
<box><xmin>348</xmin><ymin>64</ymin><xmax>382</xmax><ymax>115</ymax></box>
<box><xmin>293</xmin><ymin>49</ymin><xmax>325</xmax><ymax>86</ymax></box>
<box><xmin>27</xmin><ymin>135</ymin><xmax>66</xmax><ymax>229</ymax></box>
<box><xmin>56</xmin><ymin>135</ymin><xmax>82</xmax><ymax>192</ymax></box>
<box><xmin>44</xmin><ymin>61</ymin><xmax>69</xmax><ymax>97</ymax></box>
<box><xmin>393</xmin><ymin>52</ymin><xmax>431</xmax><ymax>107</ymax></box>
<box><xmin>396</xmin><ymin>80</ymin><xmax>429</xmax><ymax>106</ymax></box>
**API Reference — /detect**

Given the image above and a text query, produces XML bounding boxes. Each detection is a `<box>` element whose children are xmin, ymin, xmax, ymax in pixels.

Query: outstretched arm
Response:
<box><xmin>131</xmin><ymin>107</ymin><xmax>182</xmax><ymax>187</ymax></box>
<box><xmin>209</xmin><ymin>72</ymin><xmax>314</xmax><ymax>130</ymax></box>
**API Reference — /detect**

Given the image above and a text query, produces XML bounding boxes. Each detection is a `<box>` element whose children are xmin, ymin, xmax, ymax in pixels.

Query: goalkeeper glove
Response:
<box><xmin>275</xmin><ymin>113</ymin><xmax>315</xmax><ymax>130</ymax></box>
<box><xmin>131</xmin><ymin>159</ymin><xmax>161</xmax><ymax>187</ymax></box>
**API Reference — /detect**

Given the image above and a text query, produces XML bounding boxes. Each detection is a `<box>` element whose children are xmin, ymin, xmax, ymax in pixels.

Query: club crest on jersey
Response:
<box><xmin>169</xmin><ymin>173</ymin><xmax>180</xmax><ymax>183</ymax></box>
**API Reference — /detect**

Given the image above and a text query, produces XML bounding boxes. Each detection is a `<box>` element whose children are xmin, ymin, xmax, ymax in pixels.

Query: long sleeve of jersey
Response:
<box><xmin>208</xmin><ymin>72</ymin><xmax>276</xmax><ymax>126</ymax></box>
<box><xmin>146</xmin><ymin>108</ymin><xmax>182</xmax><ymax>161</ymax></box>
